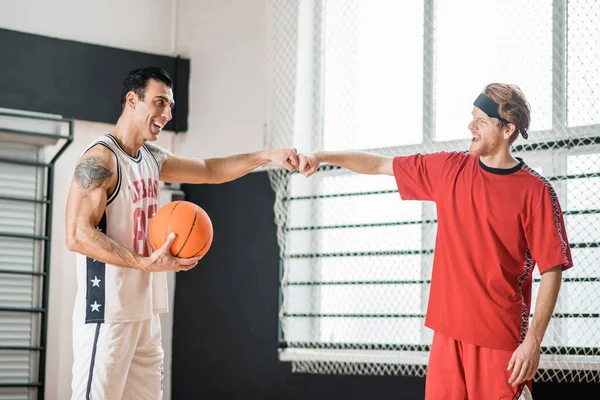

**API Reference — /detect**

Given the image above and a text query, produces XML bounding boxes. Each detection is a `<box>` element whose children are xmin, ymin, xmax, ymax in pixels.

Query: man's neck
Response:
<box><xmin>112</xmin><ymin>118</ymin><xmax>145</xmax><ymax>158</ymax></box>
<box><xmin>479</xmin><ymin>152</ymin><xmax>520</xmax><ymax>169</ymax></box>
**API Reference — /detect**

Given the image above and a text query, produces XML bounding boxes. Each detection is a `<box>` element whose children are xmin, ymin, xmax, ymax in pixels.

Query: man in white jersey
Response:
<box><xmin>66</xmin><ymin>67</ymin><xmax>298</xmax><ymax>399</ymax></box>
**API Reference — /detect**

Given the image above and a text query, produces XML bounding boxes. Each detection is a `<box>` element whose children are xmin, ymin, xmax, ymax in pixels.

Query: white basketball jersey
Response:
<box><xmin>74</xmin><ymin>134</ymin><xmax>168</xmax><ymax>324</ymax></box>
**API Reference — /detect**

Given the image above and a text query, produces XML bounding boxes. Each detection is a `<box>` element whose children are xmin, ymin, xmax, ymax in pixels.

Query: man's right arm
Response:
<box><xmin>65</xmin><ymin>145</ymin><xmax>199</xmax><ymax>272</ymax></box>
<box><xmin>298</xmin><ymin>151</ymin><xmax>393</xmax><ymax>177</ymax></box>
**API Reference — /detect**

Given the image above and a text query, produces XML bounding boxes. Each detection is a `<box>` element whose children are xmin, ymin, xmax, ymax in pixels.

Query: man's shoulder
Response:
<box><xmin>405</xmin><ymin>150</ymin><xmax>469</xmax><ymax>164</ymax></box>
<box><xmin>81</xmin><ymin>140</ymin><xmax>118</xmax><ymax>163</ymax></box>
<box><xmin>519</xmin><ymin>164</ymin><xmax>554</xmax><ymax>188</ymax></box>
<box><xmin>515</xmin><ymin>165</ymin><xmax>562</xmax><ymax>207</ymax></box>
<box><xmin>429</xmin><ymin>150</ymin><xmax>470</xmax><ymax>162</ymax></box>
<box><xmin>428</xmin><ymin>151</ymin><xmax>473</xmax><ymax>171</ymax></box>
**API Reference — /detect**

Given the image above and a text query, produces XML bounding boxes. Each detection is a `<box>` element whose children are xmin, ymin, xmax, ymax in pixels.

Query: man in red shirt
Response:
<box><xmin>297</xmin><ymin>83</ymin><xmax>572</xmax><ymax>399</ymax></box>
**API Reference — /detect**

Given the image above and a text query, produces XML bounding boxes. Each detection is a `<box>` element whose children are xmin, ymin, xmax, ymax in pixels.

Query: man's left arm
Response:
<box><xmin>507</xmin><ymin>265</ymin><xmax>562</xmax><ymax>386</ymax></box>
<box><xmin>145</xmin><ymin>143</ymin><xmax>298</xmax><ymax>184</ymax></box>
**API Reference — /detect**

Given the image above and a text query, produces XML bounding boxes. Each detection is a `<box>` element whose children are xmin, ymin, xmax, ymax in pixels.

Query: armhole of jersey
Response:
<box><xmin>83</xmin><ymin>142</ymin><xmax>122</xmax><ymax>205</ymax></box>
<box><xmin>142</xmin><ymin>144</ymin><xmax>161</xmax><ymax>176</ymax></box>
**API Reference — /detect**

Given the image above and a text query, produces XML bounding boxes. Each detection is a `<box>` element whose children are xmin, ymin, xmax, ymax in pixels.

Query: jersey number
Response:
<box><xmin>133</xmin><ymin>205</ymin><xmax>157</xmax><ymax>257</ymax></box>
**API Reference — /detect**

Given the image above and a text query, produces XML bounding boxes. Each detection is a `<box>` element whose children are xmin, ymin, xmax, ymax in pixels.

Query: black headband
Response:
<box><xmin>473</xmin><ymin>93</ymin><xmax>528</xmax><ymax>139</ymax></box>
<box><xmin>473</xmin><ymin>93</ymin><xmax>508</xmax><ymax>123</ymax></box>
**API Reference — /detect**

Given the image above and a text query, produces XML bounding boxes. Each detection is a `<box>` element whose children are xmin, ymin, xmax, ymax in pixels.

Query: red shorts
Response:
<box><xmin>425</xmin><ymin>331</ymin><xmax>533</xmax><ymax>400</ymax></box>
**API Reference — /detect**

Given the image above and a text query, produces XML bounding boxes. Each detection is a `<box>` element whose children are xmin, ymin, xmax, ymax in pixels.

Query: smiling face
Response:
<box><xmin>467</xmin><ymin>106</ymin><xmax>507</xmax><ymax>157</ymax></box>
<box><xmin>127</xmin><ymin>78</ymin><xmax>174</xmax><ymax>142</ymax></box>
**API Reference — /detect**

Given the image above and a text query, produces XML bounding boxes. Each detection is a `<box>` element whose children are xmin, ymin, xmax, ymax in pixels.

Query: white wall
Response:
<box><xmin>0</xmin><ymin>0</ymin><xmax>269</xmax><ymax>399</ymax></box>
<box><xmin>174</xmin><ymin>0</ymin><xmax>268</xmax><ymax>158</ymax></box>
<box><xmin>0</xmin><ymin>0</ymin><xmax>177</xmax><ymax>56</ymax></box>
<box><xmin>0</xmin><ymin>0</ymin><xmax>270</xmax><ymax>157</ymax></box>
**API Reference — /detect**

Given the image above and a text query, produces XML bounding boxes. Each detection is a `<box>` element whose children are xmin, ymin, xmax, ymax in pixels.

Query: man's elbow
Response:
<box><xmin>204</xmin><ymin>163</ymin><xmax>225</xmax><ymax>184</ymax></box>
<box><xmin>66</xmin><ymin>225</ymin><xmax>86</xmax><ymax>253</ymax></box>
<box><xmin>376</xmin><ymin>157</ymin><xmax>394</xmax><ymax>176</ymax></box>
<box><xmin>66</xmin><ymin>232</ymin><xmax>79</xmax><ymax>253</ymax></box>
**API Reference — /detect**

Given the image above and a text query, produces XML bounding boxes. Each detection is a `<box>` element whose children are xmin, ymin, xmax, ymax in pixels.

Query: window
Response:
<box><xmin>270</xmin><ymin>0</ymin><xmax>600</xmax><ymax>381</ymax></box>
<box><xmin>322</xmin><ymin>0</ymin><xmax>424</xmax><ymax>150</ymax></box>
<box><xmin>435</xmin><ymin>0</ymin><xmax>553</xmax><ymax>141</ymax></box>
<box><xmin>567</xmin><ymin>1</ymin><xmax>600</xmax><ymax>127</ymax></box>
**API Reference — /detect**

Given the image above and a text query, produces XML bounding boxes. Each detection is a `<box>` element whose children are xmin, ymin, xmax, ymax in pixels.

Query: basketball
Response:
<box><xmin>149</xmin><ymin>201</ymin><xmax>213</xmax><ymax>258</ymax></box>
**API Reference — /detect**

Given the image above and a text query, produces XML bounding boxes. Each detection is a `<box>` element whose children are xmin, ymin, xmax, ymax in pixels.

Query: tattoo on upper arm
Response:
<box><xmin>145</xmin><ymin>143</ymin><xmax>167</xmax><ymax>166</ymax></box>
<box><xmin>74</xmin><ymin>156</ymin><xmax>114</xmax><ymax>189</ymax></box>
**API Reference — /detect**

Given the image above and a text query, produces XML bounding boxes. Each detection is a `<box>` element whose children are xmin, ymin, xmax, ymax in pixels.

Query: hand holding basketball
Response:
<box><xmin>140</xmin><ymin>201</ymin><xmax>213</xmax><ymax>272</ymax></box>
<box><xmin>140</xmin><ymin>233</ymin><xmax>200</xmax><ymax>272</ymax></box>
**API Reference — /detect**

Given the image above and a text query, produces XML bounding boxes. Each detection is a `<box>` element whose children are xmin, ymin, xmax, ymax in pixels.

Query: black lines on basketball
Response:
<box><xmin>174</xmin><ymin>205</ymin><xmax>198</xmax><ymax>257</ymax></box>
<box><xmin>149</xmin><ymin>201</ymin><xmax>213</xmax><ymax>259</ymax></box>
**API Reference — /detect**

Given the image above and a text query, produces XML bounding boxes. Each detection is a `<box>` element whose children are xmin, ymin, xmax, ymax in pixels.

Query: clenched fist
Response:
<box><xmin>298</xmin><ymin>153</ymin><xmax>320</xmax><ymax>177</ymax></box>
<box><xmin>266</xmin><ymin>148</ymin><xmax>299</xmax><ymax>172</ymax></box>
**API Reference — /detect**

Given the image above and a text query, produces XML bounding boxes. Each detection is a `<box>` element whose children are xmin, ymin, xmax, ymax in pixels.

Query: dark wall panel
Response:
<box><xmin>0</xmin><ymin>28</ymin><xmax>189</xmax><ymax>132</ymax></box>
<box><xmin>173</xmin><ymin>172</ymin><xmax>425</xmax><ymax>399</ymax></box>
<box><xmin>173</xmin><ymin>176</ymin><xmax>600</xmax><ymax>399</ymax></box>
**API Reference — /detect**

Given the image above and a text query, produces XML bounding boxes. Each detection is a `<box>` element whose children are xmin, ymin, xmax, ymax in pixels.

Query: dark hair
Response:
<box><xmin>120</xmin><ymin>67</ymin><xmax>173</xmax><ymax>109</ymax></box>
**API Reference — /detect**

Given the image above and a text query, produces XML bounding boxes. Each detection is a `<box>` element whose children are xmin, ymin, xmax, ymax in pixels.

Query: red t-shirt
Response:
<box><xmin>393</xmin><ymin>152</ymin><xmax>573</xmax><ymax>351</ymax></box>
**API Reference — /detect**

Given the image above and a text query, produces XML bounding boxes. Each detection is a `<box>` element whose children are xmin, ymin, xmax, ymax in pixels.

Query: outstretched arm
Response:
<box><xmin>298</xmin><ymin>151</ymin><xmax>394</xmax><ymax>177</ymax></box>
<box><xmin>66</xmin><ymin>145</ymin><xmax>199</xmax><ymax>272</ymax></box>
<box><xmin>507</xmin><ymin>265</ymin><xmax>562</xmax><ymax>386</ymax></box>
<box><xmin>145</xmin><ymin>143</ymin><xmax>299</xmax><ymax>184</ymax></box>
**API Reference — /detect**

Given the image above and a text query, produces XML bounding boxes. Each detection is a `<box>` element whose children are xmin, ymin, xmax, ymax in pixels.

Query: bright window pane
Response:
<box><xmin>323</xmin><ymin>0</ymin><xmax>423</xmax><ymax>150</ymax></box>
<box><xmin>567</xmin><ymin>0</ymin><xmax>600</xmax><ymax>127</ymax></box>
<box><xmin>435</xmin><ymin>0</ymin><xmax>552</xmax><ymax>141</ymax></box>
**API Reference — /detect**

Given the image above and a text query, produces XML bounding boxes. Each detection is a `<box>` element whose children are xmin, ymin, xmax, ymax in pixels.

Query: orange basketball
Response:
<box><xmin>149</xmin><ymin>201</ymin><xmax>213</xmax><ymax>258</ymax></box>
